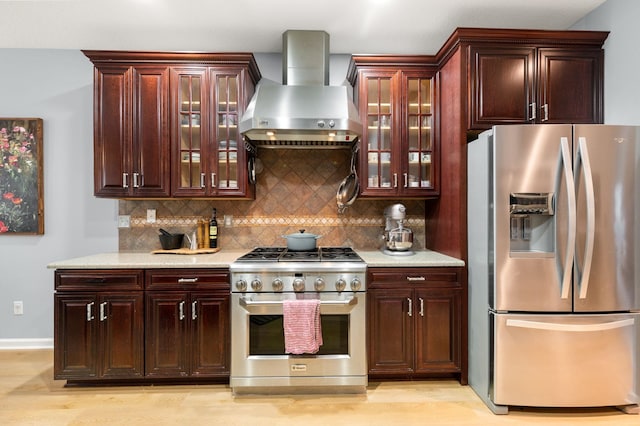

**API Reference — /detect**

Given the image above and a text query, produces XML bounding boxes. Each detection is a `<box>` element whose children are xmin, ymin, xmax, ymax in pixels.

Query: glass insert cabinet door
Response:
<box><xmin>177</xmin><ymin>71</ymin><xmax>204</xmax><ymax>191</ymax></box>
<box><xmin>364</xmin><ymin>72</ymin><xmax>434</xmax><ymax>193</ymax></box>
<box><xmin>406</xmin><ymin>76</ymin><xmax>433</xmax><ymax>190</ymax></box>
<box><xmin>215</xmin><ymin>72</ymin><xmax>239</xmax><ymax>190</ymax></box>
<box><xmin>173</xmin><ymin>69</ymin><xmax>242</xmax><ymax>195</ymax></box>
<box><xmin>366</xmin><ymin>76</ymin><xmax>394</xmax><ymax>189</ymax></box>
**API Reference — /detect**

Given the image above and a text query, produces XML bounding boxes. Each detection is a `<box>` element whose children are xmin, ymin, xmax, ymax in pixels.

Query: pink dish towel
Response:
<box><xmin>283</xmin><ymin>299</ymin><xmax>323</xmax><ymax>354</ymax></box>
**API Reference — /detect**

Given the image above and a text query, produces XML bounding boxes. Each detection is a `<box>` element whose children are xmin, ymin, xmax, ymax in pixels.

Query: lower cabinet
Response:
<box><xmin>54</xmin><ymin>270</ymin><xmax>144</xmax><ymax>380</ymax></box>
<box><xmin>53</xmin><ymin>268</ymin><xmax>230</xmax><ymax>383</ymax></box>
<box><xmin>367</xmin><ymin>267</ymin><xmax>462</xmax><ymax>379</ymax></box>
<box><xmin>145</xmin><ymin>291</ymin><xmax>230</xmax><ymax>378</ymax></box>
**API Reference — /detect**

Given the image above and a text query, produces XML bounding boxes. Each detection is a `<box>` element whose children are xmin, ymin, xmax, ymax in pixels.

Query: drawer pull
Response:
<box><xmin>99</xmin><ymin>302</ymin><xmax>108</xmax><ymax>321</ymax></box>
<box><xmin>179</xmin><ymin>301</ymin><xmax>185</xmax><ymax>320</ymax></box>
<box><xmin>87</xmin><ymin>278</ymin><xmax>107</xmax><ymax>284</ymax></box>
<box><xmin>419</xmin><ymin>297</ymin><xmax>424</xmax><ymax>317</ymax></box>
<box><xmin>192</xmin><ymin>301</ymin><xmax>198</xmax><ymax>320</ymax></box>
<box><xmin>407</xmin><ymin>298</ymin><xmax>412</xmax><ymax>317</ymax></box>
<box><xmin>86</xmin><ymin>302</ymin><xmax>95</xmax><ymax>321</ymax></box>
<box><xmin>407</xmin><ymin>276</ymin><xmax>426</xmax><ymax>281</ymax></box>
<box><xmin>178</xmin><ymin>277</ymin><xmax>199</xmax><ymax>283</ymax></box>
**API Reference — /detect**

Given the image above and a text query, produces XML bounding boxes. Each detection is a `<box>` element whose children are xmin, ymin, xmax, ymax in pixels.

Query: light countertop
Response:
<box><xmin>47</xmin><ymin>249</ymin><xmax>464</xmax><ymax>269</ymax></box>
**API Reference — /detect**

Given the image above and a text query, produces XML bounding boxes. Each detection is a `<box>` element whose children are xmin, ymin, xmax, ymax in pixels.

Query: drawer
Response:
<box><xmin>368</xmin><ymin>267</ymin><xmax>460</xmax><ymax>288</ymax></box>
<box><xmin>55</xmin><ymin>269</ymin><xmax>144</xmax><ymax>291</ymax></box>
<box><xmin>145</xmin><ymin>269</ymin><xmax>230</xmax><ymax>290</ymax></box>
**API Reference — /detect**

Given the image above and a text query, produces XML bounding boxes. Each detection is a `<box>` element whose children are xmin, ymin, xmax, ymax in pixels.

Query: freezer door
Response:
<box><xmin>573</xmin><ymin>125</ymin><xmax>640</xmax><ymax>312</ymax></box>
<box><xmin>492</xmin><ymin>124</ymin><xmax>574</xmax><ymax>311</ymax></box>
<box><xmin>492</xmin><ymin>312</ymin><xmax>639</xmax><ymax>407</ymax></box>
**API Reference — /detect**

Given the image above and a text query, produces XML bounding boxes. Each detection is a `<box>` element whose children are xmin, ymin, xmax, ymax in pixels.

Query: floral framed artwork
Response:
<box><xmin>0</xmin><ymin>118</ymin><xmax>44</xmax><ymax>234</ymax></box>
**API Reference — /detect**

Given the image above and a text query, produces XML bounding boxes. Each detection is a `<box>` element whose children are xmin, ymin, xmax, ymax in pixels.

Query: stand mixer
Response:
<box><xmin>382</xmin><ymin>203</ymin><xmax>414</xmax><ymax>255</ymax></box>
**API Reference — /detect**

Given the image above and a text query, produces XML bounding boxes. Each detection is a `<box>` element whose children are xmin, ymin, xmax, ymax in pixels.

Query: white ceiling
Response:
<box><xmin>1</xmin><ymin>0</ymin><xmax>607</xmax><ymax>54</ymax></box>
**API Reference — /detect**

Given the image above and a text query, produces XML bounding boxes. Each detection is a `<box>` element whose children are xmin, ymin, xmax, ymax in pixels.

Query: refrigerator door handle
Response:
<box><xmin>558</xmin><ymin>137</ymin><xmax>576</xmax><ymax>300</ymax></box>
<box><xmin>575</xmin><ymin>137</ymin><xmax>596</xmax><ymax>299</ymax></box>
<box><xmin>506</xmin><ymin>318</ymin><xmax>635</xmax><ymax>332</ymax></box>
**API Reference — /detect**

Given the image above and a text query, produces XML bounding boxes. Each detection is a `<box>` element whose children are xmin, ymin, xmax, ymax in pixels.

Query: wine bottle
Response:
<box><xmin>209</xmin><ymin>208</ymin><xmax>218</xmax><ymax>248</ymax></box>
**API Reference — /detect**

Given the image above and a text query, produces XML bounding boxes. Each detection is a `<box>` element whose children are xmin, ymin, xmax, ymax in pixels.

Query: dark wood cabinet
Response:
<box><xmin>54</xmin><ymin>270</ymin><xmax>144</xmax><ymax>380</ymax></box>
<box><xmin>455</xmin><ymin>30</ymin><xmax>608</xmax><ymax>131</ymax></box>
<box><xmin>53</xmin><ymin>268</ymin><xmax>230</xmax><ymax>384</ymax></box>
<box><xmin>347</xmin><ymin>57</ymin><xmax>438</xmax><ymax>197</ymax></box>
<box><xmin>84</xmin><ymin>51</ymin><xmax>260</xmax><ymax>199</ymax></box>
<box><xmin>367</xmin><ymin>268</ymin><xmax>462</xmax><ymax>379</ymax></box>
<box><xmin>170</xmin><ymin>66</ymin><xmax>254</xmax><ymax>198</ymax></box>
<box><xmin>145</xmin><ymin>269</ymin><xmax>230</xmax><ymax>378</ymax></box>
<box><xmin>90</xmin><ymin>63</ymin><xmax>171</xmax><ymax>197</ymax></box>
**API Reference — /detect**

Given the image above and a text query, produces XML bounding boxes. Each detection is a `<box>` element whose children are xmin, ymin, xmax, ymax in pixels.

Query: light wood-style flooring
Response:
<box><xmin>1</xmin><ymin>349</ymin><xmax>638</xmax><ymax>425</ymax></box>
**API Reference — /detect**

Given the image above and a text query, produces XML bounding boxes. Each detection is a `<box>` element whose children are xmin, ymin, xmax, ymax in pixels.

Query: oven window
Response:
<box><xmin>249</xmin><ymin>314</ymin><xmax>349</xmax><ymax>355</ymax></box>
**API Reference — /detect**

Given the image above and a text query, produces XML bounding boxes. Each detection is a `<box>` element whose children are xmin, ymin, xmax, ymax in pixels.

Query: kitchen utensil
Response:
<box><xmin>282</xmin><ymin>229</ymin><xmax>322</xmax><ymax>251</ymax></box>
<box><xmin>159</xmin><ymin>228</ymin><xmax>173</xmax><ymax>237</ymax></box>
<box><xmin>337</xmin><ymin>145</ymin><xmax>360</xmax><ymax>213</ymax></box>
<box><xmin>159</xmin><ymin>233</ymin><xmax>184</xmax><ymax>250</ymax></box>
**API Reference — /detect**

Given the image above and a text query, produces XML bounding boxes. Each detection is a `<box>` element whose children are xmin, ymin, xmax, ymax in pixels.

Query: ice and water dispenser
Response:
<box><xmin>509</xmin><ymin>193</ymin><xmax>555</xmax><ymax>254</ymax></box>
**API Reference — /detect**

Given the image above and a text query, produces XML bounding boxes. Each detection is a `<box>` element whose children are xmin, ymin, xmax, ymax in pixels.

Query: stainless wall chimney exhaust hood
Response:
<box><xmin>240</xmin><ymin>30</ymin><xmax>362</xmax><ymax>149</ymax></box>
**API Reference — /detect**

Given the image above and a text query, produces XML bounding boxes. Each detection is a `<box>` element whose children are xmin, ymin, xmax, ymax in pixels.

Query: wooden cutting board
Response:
<box><xmin>151</xmin><ymin>247</ymin><xmax>221</xmax><ymax>255</ymax></box>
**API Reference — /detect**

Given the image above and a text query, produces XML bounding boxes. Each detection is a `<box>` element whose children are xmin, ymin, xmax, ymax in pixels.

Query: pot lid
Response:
<box><xmin>284</xmin><ymin>229</ymin><xmax>321</xmax><ymax>239</ymax></box>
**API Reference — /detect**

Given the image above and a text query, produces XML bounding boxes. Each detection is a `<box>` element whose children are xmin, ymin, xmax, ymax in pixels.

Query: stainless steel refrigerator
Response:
<box><xmin>467</xmin><ymin>124</ymin><xmax>640</xmax><ymax>414</ymax></box>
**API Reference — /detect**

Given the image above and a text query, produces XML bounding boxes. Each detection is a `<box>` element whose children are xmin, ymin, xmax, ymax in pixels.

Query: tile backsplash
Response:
<box><xmin>119</xmin><ymin>149</ymin><xmax>425</xmax><ymax>252</ymax></box>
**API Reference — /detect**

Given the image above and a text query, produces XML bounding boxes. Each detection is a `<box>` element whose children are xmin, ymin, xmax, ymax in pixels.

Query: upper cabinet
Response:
<box><xmin>84</xmin><ymin>51</ymin><xmax>260</xmax><ymax>199</ymax></box>
<box><xmin>347</xmin><ymin>57</ymin><xmax>439</xmax><ymax>198</ymax></box>
<box><xmin>437</xmin><ymin>28</ymin><xmax>608</xmax><ymax>132</ymax></box>
<box><xmin>171</xmin><ymin>67</ymin><xmax>251</xmax><ymax>197</ymax></box>
<box><xmin>91</xmin><ymin>64</ymin><xmax>170</xmax><ymax>198</ymax></box>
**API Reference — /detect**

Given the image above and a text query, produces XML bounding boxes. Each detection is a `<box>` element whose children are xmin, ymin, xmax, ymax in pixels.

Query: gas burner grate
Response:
<box><xmin>234</xmin><ymin>247</ymin><xmax>362</xmax><ymax>262</ymax></box>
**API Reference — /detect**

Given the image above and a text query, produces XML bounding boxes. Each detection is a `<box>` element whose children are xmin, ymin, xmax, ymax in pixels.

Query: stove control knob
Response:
<box><xmin>314</xmin><ymin>277</ymin><xmax>325</xmax><ymax>291</ymax></box>
<box><xmin>350</xmin><ymin>277</ymin><xmax>362</xmax><ymax>291</ymax></box>
<box><xmin>235</xmin><ymin>279</ymin><xmax>247</xmax><ymax>292</ymax></box>
<box><xmin>335</xmin><ymin>278</ymin><xmax>347</xmax><ymax>292</ymax></box>
<box><xmin>293</xmin><ymin>277</ymin><xmax>306</xmax><ymax>292</ymax></box>
<box><xmin>251</xmin><ymin>278</ymin><xmax>263</xmax><ymax>291</ymax></box>
<box><xmin>272</xmin><ymin>278</ymin><xmax>284</xmax><ymax>292</ymax></box>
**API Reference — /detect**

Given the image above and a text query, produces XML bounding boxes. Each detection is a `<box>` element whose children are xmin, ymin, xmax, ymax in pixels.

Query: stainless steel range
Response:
<box><xmin>229</xmin><ymin>247</ymin><xmax>367</xmax><ymax>394</ymax></box>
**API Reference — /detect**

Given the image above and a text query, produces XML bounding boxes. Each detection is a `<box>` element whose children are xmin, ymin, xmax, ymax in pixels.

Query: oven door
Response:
<box><xmin>230</xmin><ymin>292</ymin><xmax>367</xmax><ymax>390</ymax></box>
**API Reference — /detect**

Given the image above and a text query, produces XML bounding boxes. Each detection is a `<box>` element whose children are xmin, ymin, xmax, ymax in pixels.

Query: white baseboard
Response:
<box><xmin>0</xmin><ymin>338</ymin><xmax>54</xmax><ymax>350</ymax></box>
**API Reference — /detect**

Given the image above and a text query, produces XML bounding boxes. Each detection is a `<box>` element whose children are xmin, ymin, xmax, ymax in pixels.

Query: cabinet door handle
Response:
<box><xmin>200</xmin><ymin>173</ymin><xmax>205</xmax><ymax>188</ymax></box>
<box><xmin>86</xmin><ymin>302</ymin><xmax>95</xmax><ymax>321</ymax></box>
<box><xmin>178</xmin><ymin>277</ymin><xmax>198</xmax><ymax>283</ymax></box>
<box><xmin>122</xmin><ymin>173</ymin><xmax>129</xmax><ymax>188</ymax></box>
<box><xmin>99</xmin><ymin>302</ymin><xmax>108</xmax><ymax>321</ymax></box>
<box><xmin>407</xmin><ymin>276</ymin><xmax>426</xmax><ymax>281</ymax></box>
<box><xmin>403</xmin><ymin>173</ymin><xmax>408</xmax><ymax>188</ymax></box>
<box><xmin>393</xmin><ymin>173</ymin><xmax>398</xmax><ymax>188</ymax></box>
<box><xmin>211</xmin><ymin>173</ymin><xmax>216</xmax><ymax>188</ymax></box>
<box><xmin>542</xmin><ymin>104</ymin><xmax>549</xmax><ymax>122</ymax></box>
<box><xmin>191</xmin><ymin>301</ymin><xmax>198</xmax><ymax>320</ymax></box>
<box><xmin>133</xmin><ymin>172</ymin><xmax>140</xmax><ymax>188</ymax></box>
<box><xmin>407</xmin><ymin>298</ymin><xmax>412</xmax><ymax>317</ymax></box>
<box><xmin>529</xmin><ymin>102</ymin><xmax>536</xmax><ymax>121</ymax></box>
<box><xmin>179</xmin><ymin>301</ymin><xmax>185</xmax><ymax>320</ymax></box>
<box><xmin>419</xmin><ymin>298</ymin><xmax>424</xmax><ymax>317</ymax></box>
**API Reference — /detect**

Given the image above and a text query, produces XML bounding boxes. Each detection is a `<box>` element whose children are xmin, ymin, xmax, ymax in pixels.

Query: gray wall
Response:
<box><xmin>0</xmin><ymin>0</ymin><xmax>638</xmax><ymax>346</ymax></box>
<box><xmin>572</xmin><ymin>0</ymin><xmax>640</xmax><ymax>124</ymax></box>
<box><xmin>0</xmin><ymin>50</ymin><xmax>118</xmax><ymax>346</ymax></box>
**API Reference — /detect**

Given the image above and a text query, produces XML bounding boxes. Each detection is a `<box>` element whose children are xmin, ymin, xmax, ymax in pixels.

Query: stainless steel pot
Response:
<box><xmin>384</xmin><ymin>227</ymin><xmax>413</xmax><ymax>251</ymax></box>
<box><xmin>282</xmin><ymin>229</ymin><xmax>322</xmax><ymax>251</ymax></box>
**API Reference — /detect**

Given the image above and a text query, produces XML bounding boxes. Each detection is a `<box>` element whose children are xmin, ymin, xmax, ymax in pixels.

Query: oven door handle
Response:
<box><xmin>239</xmin><ymin>296</ymin><xmax>358</xmax><ymax>307</ymax></box>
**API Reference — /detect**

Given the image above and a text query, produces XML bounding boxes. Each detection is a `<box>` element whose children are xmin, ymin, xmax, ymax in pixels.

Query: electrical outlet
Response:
<box><xmin>117</xmin><ymin>215</ymin><xmax>131</xmax><ymax>228</ymax></box>
<box><xmin>13</xmin><ymin>301</ymin><xmax>23</xmax><ymax>315</ymax></box>
<box><xmin>147</xmin><ymin>209</ymin><xmax>156</xmax><ymax>223</ymax></box>
<box><xmin>224</xmin><ymin>215</ymin><xmax>233</xmax><ymax>227</ymax></box>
